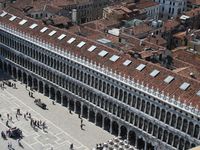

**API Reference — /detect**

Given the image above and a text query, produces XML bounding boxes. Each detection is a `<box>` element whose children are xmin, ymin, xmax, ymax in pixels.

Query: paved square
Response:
<box><xmin>0</xmin><ymin>77</ymin><xmax>114</xmax><ymax>150</ymax></box>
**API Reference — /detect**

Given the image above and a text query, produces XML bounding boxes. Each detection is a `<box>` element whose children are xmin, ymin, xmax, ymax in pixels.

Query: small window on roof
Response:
<box><xmin>48</xmin><ymin>30</ymin><xmax>57</xmax><ymax>36</ymax></box>
<box><xmin>150</xmin><ymin>69</ymin><xmax>160</xmax><ymax>77</ymax></box>
<box><xmin>88</xmin><ymin>45</ymin><xmax>96</xmax><ymax>52</ymax></box>
<box><xmin>0</xmin><ymin>11</ymin><xmax>7</xmax><ymax>17</ymax></box>
<box><xmin>77</xmin><ymin>41</ymin><xmax>86</xmax><ymax>48</ymax></box>
<box><xmin>197</xmin><ymin>90</ymin><xmax>200</xmax><ymax>96</ymax></box>
<box><xmin>98</xmin><ymin>50</ymin><xmax>108</xmax><ymax>57</ymax></box>
<box><xmin>40</xmin><ymin>27</ymin><xmax>48</xmax><ymax>33</ymax></box>
<box><xmin>123</xmin><ymin>60</ymin><xmax>132</xmax><ymax>66</ymax></box>
<box><xmin>9</xmin><ymin>16</ymin><xmax>17</xmax><ymax>21</ymax></box>
<box><xmin>58</xmin><ymin>34</ymin><xmax>66</xmax><ymax>40</ymax></box>
<box><xmin>136</xmin><ymin>64</ymin><xmax>146</xmax><ymax>71</ymax></box>
<box><xmin>29</xmin><ymin>23</ymin><xmax>38</xmax><ymax>29</ymax></box>
<box><xmin>19</xmin><ymin>19</ymin><xmax>27</xmax><ymax>25</ymax></box>
<box><xmin>109</xmin><ymin>55</ymin><xmax>119</xmax><ymax>62</ymax></box>
<box><xmin>179</xmin><ymin>82</ymin><xmax>190</xmax><ymax>91</ymax></box>
<box><xmin>67</xmin><ymin>37</ymin><xmax>76</xmax><ymax>44</ymax></box>
<box><xmin>164</xmin><ymin>75</ymin><xmax>174</xmax><ymax>84</ymax></box>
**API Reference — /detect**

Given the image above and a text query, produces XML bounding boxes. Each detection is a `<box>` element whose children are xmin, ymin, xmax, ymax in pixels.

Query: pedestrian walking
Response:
<box><xmin>70</xmin><ymin>143</ymin><xmax>73</xmax><ymax>149</ymax></box>
<box><xmin>81</xmin><ymin>118</ymin><xmax>83</xmax><ymax>124</ymax></box>
<box><xmin>7</xmin><ymin>114</ymin><xmax>9</xmax><ymax>119</ymax></box>
<box><xmin>78</xmin><ymin>114</ymin><xmax>81</xmax><ymax>118</ymax></box>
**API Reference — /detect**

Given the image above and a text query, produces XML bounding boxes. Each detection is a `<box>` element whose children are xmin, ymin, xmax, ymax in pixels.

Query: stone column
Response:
<box><xmin>109</xmin><ymin>118</ymin><xmax>113</xmax><ymax>134</ymax></box>
<box><xmin>94</xmin><ymin>112</ymin><xmax>97</xmax><ymax>124</ymax></box>
<box><xmin>60</xmin><ymin>92</ymin><xmax>63</xmax><ymax>105</ymax></box>
<box><xmin>74</xmin><ymin>100</ymin><xmax>77</xmax><ymax>112</ymax></box>
<box><xmin>81</xmin><ymin>103</ymin><xmax>83</xmax><ymax>116</ymax></box>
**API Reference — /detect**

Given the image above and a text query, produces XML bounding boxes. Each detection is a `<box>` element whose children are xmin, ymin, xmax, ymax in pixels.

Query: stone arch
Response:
<box><xmin>141</xmin><ymin>100</ymin><xmax>145</xmax><ymax>112</ymax></box>
<box><xmin>176</xmin><ymin>116</ymin><xmax>182</xmax><ymax>130</ymax></box>
<box><xmin>150</xmin><ymin>104</ymin><xmax>155</xmax><ymax>116</ymax></box>
<box><xmin>69</xmin><ymin>99</ymin><xmax>74</xmax><ymax>111</ymax></box>
<box><xmin>132</xmin><ymin>96</ymin><xmax>136</xmax><ymax>107</ymax></box>
<box><xmin>136</xmin><ymin>98</ymin><xmax>141</xmax><ymax>109</ymax></box>
<box><xmin>158</xmin><ymin>127</ymin><xmax>163</xmax><ymax>140</ymax></box>
<box><xmin>33</xmin><ymin>78</ymin><xmax>38</xmax><ymax>91</ymax></box>
<box><xmin>139</xmin><ymin>117</ymin><xmax>143</xmax><ymax>129</ymax></box>
<box><xmin>28</xmin><ymin>75</ymin><xmax>32</xmax><ymax>87</ymax></box>
<box><xmin>173</xmin><ymin>135</ymin><xmax>179</xmax><ymax>148</ymax></box>
<box><xmin>171</xmin><ymin>114</ymin><xmax>177</xmax><ymax>127</ymax></box>
<box><xmin>153</xmin><ymin>125</ymin><xmax>158</xmax><ymax>137</ymax></box>
<box><xmin>182</xmin><ymin>119</ymin><xmax>188</xmax><ymax>132</ymax></box>
<box><xmin>160</xmin><ymin>109</ymin><xmax>166</xmax><ymax>122</ymax></box>
<box><xmin>104</xmin><ymin>117</ymin><xmax>110</xmax><ymax>132</ymax></box>
<box><xmin>75</xmin><ymin>101</ymin><xmax>81</xmax><ymax>114</ymax></box>
<box><xmin>82</xmin><ymin>105</ymin><xmax>88</xmax><ymax>119</ymax></box>
<box><xmin>146</xmin><ymin>102</ymin><xmax>150</xmax><ymax>114</ymax></box>
<box><xmin>89</xmin><ymin>109</ymin><xmax>95</xmax><ymax>123</ymax></box>
<box><xmin>168</xmin><ymin>133</ymin><xmax>173</xmax><ymax>145</ymax></box>
<box><xmin>128</xmin><ymin>130</ymin><xmax>136</xmax><ymax>145</ymax></box>
<box><xmin>23</xmin><ymin>72</ymin><xmax>27</xmax><ymax>84</ymax></box>
<box><xmin>148</xmin><ymin>122</ymin><xmax>153</xmax><ymax>134</ymax></box>
<box><xmin>178</xmin><ymin>138</ymin><xmax>184</xmax><ymax>150</ymax></box>
<box><xmin>13</xmin><ymin>67</ymin><xmax>17</xmax><ymax>78</ymax></box>
<box><xmin>39</xmin><ymin>81</ymin><xmax>43</xmax><ymax>93</ymax></box>
<box><xmin>112</xmin><ymin>121</ymin><xmax>119</xmax><ymax>136</ymax></box>
<box><xmin>166</xmin><ymin>111</ymin><xmax>171</xmax><ymax>124</ymax></box>
<box><xmin>127</xmin><ymin>93</ymin><xmax>132</xmax><ymax>105</ymax></box>
<box><xmin>137</xmin><ymin>138</ymin><xmax>145</xmax><ymax>150</ymax></box>
<box><xmin>163</xmin><ymin>130</ymin><xmax>168</xmax><ymax>142</ymax></box>
<box><xmin>188</xmin><ymin>122</ymin><xmax>194</xmax><ymax>136</ymax></box>
<box><xmin>56</xmin><ymin>91</ymin><xmax>61</xmax><ymax>104</ymax></box>
<box><xmin>63</xmin><ymin>95</ymin><xmax>68</xmax><ymax>107</ymax></box>
<box><xmin>185</xmin><ymin>141</ymin><xmax>190</xmax><ymax>150</ymax></box>
<box><xmin>194</xmin><ymin>124</ymin><xmax>199</xmax><ymax>138</ymax></box>
<box><xmin>50</xmin><ymin>87</ymin><xmax>55</xmax><ymax>100</ymax></box>
<box><xmin>96</xmin><ymin>113</ymin><xmax>103</xmax><ymax>127</ymax></box>
<box><xmin>120</xmin><ymin>125</ymin><xmax>127</xmax><ymax>139</ymax></box>
<box><xmin>8</xmin><ymin>64</ymin><xmax>12</xmax><ymax>75</ymax></box>
<box><xmin>45</xmin><ymin>84</ymin><xmax>49</xmax><ymax>97</ymax></box>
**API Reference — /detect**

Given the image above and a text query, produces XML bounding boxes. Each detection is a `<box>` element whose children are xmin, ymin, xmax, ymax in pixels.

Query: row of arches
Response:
<box><xmin>1</xmin><ymin>47</ymin><xmax>199</xmax><ymax>141</ymax></box>
<box><xmin>1</xmin><ymin>58</ymin><xmax>198</xmax><ymax>150</ymax></box>
<box><xmin>1</xmin><ymin>36</ymin><xmax>199</xmax><ymax>140</ymax></box>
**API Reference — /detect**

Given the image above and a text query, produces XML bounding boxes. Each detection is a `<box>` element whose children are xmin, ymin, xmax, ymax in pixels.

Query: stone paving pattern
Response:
<box><xmin>0</xmin><ymin>78</ymin><xmax>114</xmax><ymax>150</ymax></box>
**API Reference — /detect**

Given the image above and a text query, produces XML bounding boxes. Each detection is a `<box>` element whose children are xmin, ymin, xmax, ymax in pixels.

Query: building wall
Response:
<box><xmin>0</xmin><ymin>26</ymin><xmax>199</xmax><ymax>150</ymax></box>
<box><xmin>143</xmin><ymin>5</ymin><xmax>160</xmax><ymax>20</ymax></box>
<box><xmin>154</xmin><ymin>0</ymin><xmax>187</xmax><ymax>19</ymax></box>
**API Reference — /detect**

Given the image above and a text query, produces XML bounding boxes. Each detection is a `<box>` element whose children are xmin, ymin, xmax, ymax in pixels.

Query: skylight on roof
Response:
<box><xmin>197</xmin><ymin>90</ymin><xmax>200</xmax><ymax>96</ymax></box>
<box><xmin>19</xmin><ymin>19</ymin><xmax>27</xmax><ymax>25</ymax></box>
<box><xmin>88</xmin><ymin>45</ymin><xmax>96</xmax><ymax>52</ymax></box>
<box><xmin>67</xmin><ymin>37</ymin><xmax>76</xmax><ymax>44</ymax></box>
<box><xmin>109</xmin><ymin>55</ymin><xmax>119</xmax><ymax>62</ymax></box>
<box><xmin>58</xmin><ymin>34</ymin><xmax>66</xmax><ymax>40</ymax></box>
<box><xmin>29</xmin><ymin>23</ymin><xmax>38</xmax><ymax>29</ymax></box>
<box><xmin>0</xmin><ymin>11</ymin><xmax>7</xmax><ymax>17</ymax></box>
<box><xmin>150</xmin><ymin>69</ymin><xmax>160</xmax><ymax>77</ymax></box>
<box><xmin>164</xmin><ymin>75</ymin><xmax>174</xmax><ymax>84</ymax></box>
<box><xmin>9</xmin><ymin>16</ymin><xmax>17</xmax><ymax>21</ymax></box>
<box><xmin>123</xmin><ymin>60</ymin><xmax>132</xmax><ymax>66</ymax></box>
<box><xmin>48</xmin><ymin>30</ymin><xmax>57</xmax><ymax>36</ymax></box>
<box><xmin>179</xmin><ymin>82</ymin><xmax>190</xmax><ymax>91</ymax></box>
<box><xmin>40</xmin><ymin>27</ymin><xmax>48</xmax><ymax>33</ymax></box>
<box><xmin>98</xmin><ymin>50</ymin><xmax>108</xmax><ymax>57</ymax></box>
<box><xmin>77</xmin><ymin>41</ymin><xmax>86</xmax><ymax>48</ymax></box>
<box><xmin>136</xmin><ymin>64</ymin><xmax>146</xmax><ymax>71</ymax></box>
